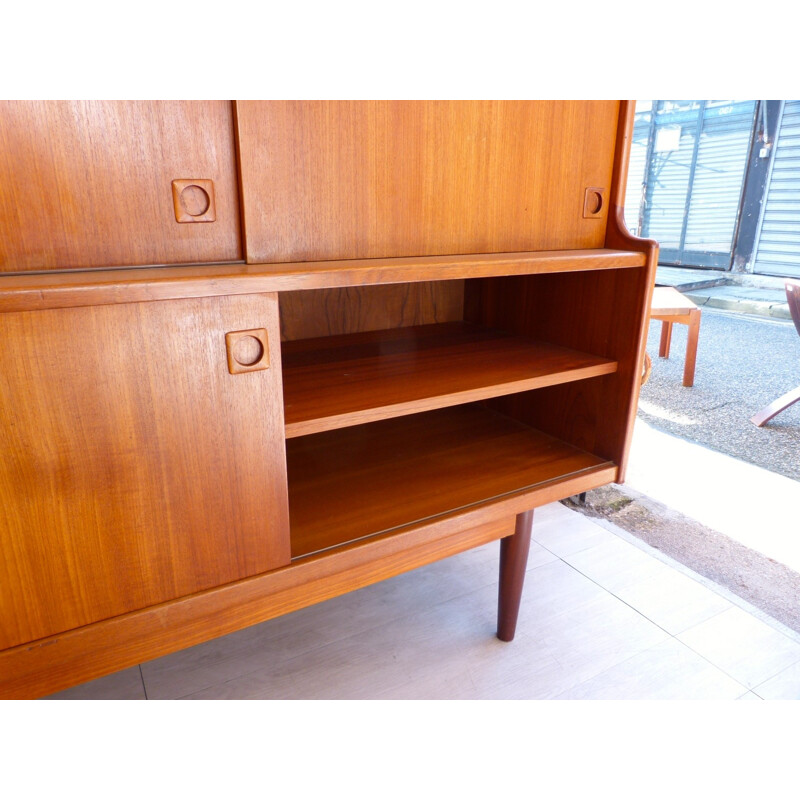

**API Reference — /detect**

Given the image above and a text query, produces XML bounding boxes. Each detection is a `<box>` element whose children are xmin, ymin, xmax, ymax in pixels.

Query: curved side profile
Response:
<box><xmin>751</xmin><ymin>280</ymin><xmax>800</xmax><ymax>427</ymax></box>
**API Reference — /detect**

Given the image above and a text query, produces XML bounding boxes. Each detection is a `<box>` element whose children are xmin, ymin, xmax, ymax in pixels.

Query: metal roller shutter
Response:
<box><xmin>625</xmin><ymin>101</ymin><xmax>756</xmax><ymax>268</ymax></box>
<box><xmin>754</xmin><ymin>101</ymin><xmax>800</xmax><ymax>278</ymax></box>
<box><xmin>683</xmin><ymin>103</ymin><xmax>757</xmax><ymax>257</ymax></box>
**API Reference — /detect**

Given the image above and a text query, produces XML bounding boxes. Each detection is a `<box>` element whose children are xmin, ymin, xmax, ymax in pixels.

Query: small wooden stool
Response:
<box><xmin>650</xmin><ymin>286</ymin><xmax>701</xmax><ymax>387</ymax></box>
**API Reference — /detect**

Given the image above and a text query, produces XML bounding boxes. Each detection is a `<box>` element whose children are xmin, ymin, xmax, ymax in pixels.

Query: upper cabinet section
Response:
<box><xmin>0</xmin><ymin>101</ymin><xmax>242</xmax><ymax>272</ymax></box>
<box><xmin>236</xmin><ymin>101</ymin><xmax>620</xmax><ymax>264</ymax></box>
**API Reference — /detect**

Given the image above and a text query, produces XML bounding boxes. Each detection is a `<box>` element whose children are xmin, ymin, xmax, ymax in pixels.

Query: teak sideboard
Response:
<box><xmin>0</xmin><ymin>101</ymin><xmax>657</xmax><ymax>699</ymax></box>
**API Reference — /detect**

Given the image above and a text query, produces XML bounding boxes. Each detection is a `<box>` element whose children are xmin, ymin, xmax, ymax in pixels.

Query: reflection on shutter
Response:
<box><xmin>645</xmin><ymin>124</ymin><xmax>695</xmax><ymax>251</ymax></box>
<box><xmin>754</xmin><ymin>101</ymin><xmax>800</xmax><ymax>278</ymax></box>
<box><xmin>684</xmin><ymin>103</ymin><xmax>756</xmax><ymax>255</ymax></box>
<box><xmin>626</xmin><ymin>101</ymin><xmax>756</xmax><ymax>268</ymax></box>
<box><xmin>624</xmin><ymin>111</ymin><xmax>650</xmax><ymax>236</ymax></box>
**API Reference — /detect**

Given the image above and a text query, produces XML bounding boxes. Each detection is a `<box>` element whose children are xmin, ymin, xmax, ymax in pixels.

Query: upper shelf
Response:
<box><xmin>282</xmin><ymin>321</ymin><xmax>618</xmax><ymax>438</ymax></box>
<box><xmin>0</xmin><ymin>249</ymin><xmax>647</xmax><ymax>312</ymax></box>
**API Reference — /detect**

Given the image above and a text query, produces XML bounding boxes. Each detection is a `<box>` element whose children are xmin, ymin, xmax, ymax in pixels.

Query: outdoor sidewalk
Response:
<box><xmin>656</xmin><ymin>266</ymin><xmax>792</xmax><ymax>320</ymax></box>
<box><xmin>625</xmin><ymin>417</ymin><xmax>800</xmax><ymax>575</ymax></box>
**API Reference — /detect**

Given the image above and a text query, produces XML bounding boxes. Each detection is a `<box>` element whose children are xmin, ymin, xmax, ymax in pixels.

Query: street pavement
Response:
<box><xmin>638</xmin><ymin>306</ymin><xmax>800</xmax><ymax>482</ymax></box>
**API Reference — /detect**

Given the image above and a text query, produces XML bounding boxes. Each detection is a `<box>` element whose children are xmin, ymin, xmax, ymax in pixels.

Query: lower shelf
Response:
<box><xmin>287</xmin><ymin>404</ymin><xmax>614</xmax><ymax>558</ymax></box>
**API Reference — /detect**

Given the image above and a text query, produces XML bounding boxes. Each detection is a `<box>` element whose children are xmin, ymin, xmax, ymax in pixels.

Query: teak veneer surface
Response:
<box><xmin>287</xmin><ymin>405</ymin><xmax>612</xmax><ymax>558</ymax></box>
<box><xmin>0</xmin><ymin>294</ymin><xmax>290</xmax><ymax>651</ymax></box>
<box><xmin>278</xmin><ymin>281</ymin><xmax>465</xmax><ymax>341</ymax></box>
<box><xmin>0</xmin><ymin>250</ymin><xmax>648</xmax><ymax>313</ymax></box>
<box><xmin>282</xmin><ymin>322</ymin><xmax>618</xmax><ymax>437</ymax></box>
<box><xmin>0</xmin><ymin>101</ymin><xmax>242</xmax><ymax>272</ymax></box>
<box><xmin>236</xmin><ymin>101</ymin><xmax>621</xmax><ymax>263</ymax></box>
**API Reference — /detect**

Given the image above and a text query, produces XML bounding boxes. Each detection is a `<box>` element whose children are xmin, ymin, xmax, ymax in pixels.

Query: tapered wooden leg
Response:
<box><xmin>683</xmin><ymin>309</ymin><xmax>701</xmax><ymax>387</ymax></box>
<box><xmin>659</xmin><ymin>320</ymin><xmax>673</xmax><ymax>358</ymax></box>
<box><xmin>497</xmin><ymin>509</ymin><xmax>534</xmax><ymax>642</ymax></box>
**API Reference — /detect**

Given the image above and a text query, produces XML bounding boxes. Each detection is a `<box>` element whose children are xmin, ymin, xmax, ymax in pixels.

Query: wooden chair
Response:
<box><xmin>649</xmin><ymin>286</ymin><xmax>701</xmax><ymax>387</ymax></box>
<box><xmin>751</xmin><ymin>280</ymin><xmax>800</xmax><ymax>427</ymax></box>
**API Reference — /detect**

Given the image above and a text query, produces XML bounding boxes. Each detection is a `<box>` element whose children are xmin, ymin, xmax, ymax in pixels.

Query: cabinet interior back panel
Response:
<box><xmin>0</xmin><ymin>101</ymin><xmax>242</xmax><ymax>272</ymax></box>
<box><xmin>236</xmin><ymin>101</ymin><xmax>620</xmax><ymax>264</ymax></box>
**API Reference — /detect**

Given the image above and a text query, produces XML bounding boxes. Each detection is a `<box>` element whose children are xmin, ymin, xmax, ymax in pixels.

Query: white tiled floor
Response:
<box><xmin>48</xmin><ymin>501</ymin><xmax>800</xmax><ymax>700</ymax></box>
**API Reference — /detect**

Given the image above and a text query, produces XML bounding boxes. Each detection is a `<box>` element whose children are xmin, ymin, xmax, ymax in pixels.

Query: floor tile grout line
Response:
<box><xmin>553</xmin><ymin>543</ymin><xmax>736</xmax><ymax>641</ymax></box>
<box><xmin>546</xmin><ymin>556</ymin><xmax>756</xmax><ymax>693</ymax></box>
<box><xmin>171</xmin><ymin>555</ymin><xmax>566</xmax><ymax>699</ymax></box>
<box><xmin>552</xmin><ymin>554</ymin><xmax>695</xmax><ymax>638</ymax></box>
<box><xmin>738</xmin><ymin>655</ymin><xmax>800</xmax><ymax>699</ymax></box>
<box><xmin>161</xmin><ymin>567</ymin><xmax>520</xmax><ymax>699</ymax></box>
<box><xmin>142</xmin><ymin>554</ymin><xmax>512</xmax><ymax>698</ymax></box>
<box><xmin>673</xmin><ymin>631</ymin><xmax>800</xmax><ymax>695</ymax></box>
<box><xmin>138</xmin><ymin>664</ymin><xmax>148</xmax><ymax>700</ymax></box>
<box><xmin>538</xmin><ymin>535</ymin><xmax>800</xmax><ymax>697</ymax></box>
<box><xmin>559</xmin><ymin>512</ymin><xmax>800</xmax><ymax>646</ymax></box>
<box><xmin>551</xmin><ymin>639</ymin><xmax>750</xmax><ymax>701</ymax></box>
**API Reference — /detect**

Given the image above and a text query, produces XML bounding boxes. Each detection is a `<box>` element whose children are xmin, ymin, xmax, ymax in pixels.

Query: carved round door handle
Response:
<box><xmin>225</xmin><ymin>329</ymin><xmax>270</xmax><ymax>374</ymax></box>
<box><xmin>172</xmin><ymin>179</ymin><xmax>216</xmax><ymax>223</ymax></box>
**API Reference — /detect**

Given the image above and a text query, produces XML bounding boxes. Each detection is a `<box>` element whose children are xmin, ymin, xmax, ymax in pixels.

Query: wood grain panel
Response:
<box><xmin>282</xmin><ymin>322</ymin><xmax>618</xmax><ymax>437</ymax></box>
<box><xmin>237</xmin><ymin>101</ymin><xmax>620</xmax><ymax>263</ymax></box>
<box><xmin>0</xmin><ymin>101</ymin><xmax>242</xmax><ymax>271</ymax></box>
<box><xmin>287</xmin><ymin>405</ymin><xmax>612</xmax><ymax>558</ymax></box>
<box><xmin>0</xmin><ymin>294</ymin><xmax>290</xmax><ymax>651</ymax></box>
<box><xmin>279</xmin><ymin>281</ymin><xmax>464</xmax><ymax>341</ymax></box>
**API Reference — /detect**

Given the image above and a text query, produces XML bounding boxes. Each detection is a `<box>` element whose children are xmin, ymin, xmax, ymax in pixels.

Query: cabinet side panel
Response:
<box><xmin>0</xmin><ymin>294</ymin><xmax>289</xmax><ymax>650</ymax></box>
<box><xmin>237</xmin><ymin>101</ymin><xmax>619</xmax><ymax>263</ymax></box>
<box><xmin>0</xmin><ymin>101</ymin><xmax>242</xmax><ymax>271</ymax></box>
<box><xmin>279</xmin><ymin>281</ymin><xmax>465</xmax><ymax>340</ymax></box>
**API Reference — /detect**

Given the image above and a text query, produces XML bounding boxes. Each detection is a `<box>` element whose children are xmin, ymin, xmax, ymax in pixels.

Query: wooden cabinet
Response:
<box><xmin>0</xmin><ymin>101</ymin><xmax>657</xmax><ymax>698</ymax></box>
<box><xmin>0</xmin><ymin>101</ymin><xmax>242</xmax><ymax>272</ymax></box>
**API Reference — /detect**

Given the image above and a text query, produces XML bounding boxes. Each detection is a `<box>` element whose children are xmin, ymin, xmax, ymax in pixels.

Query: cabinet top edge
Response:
<box><xmin>0</xmin><ymin>249</ymin><xmax>647</xmax><ymax>313</ymax></box>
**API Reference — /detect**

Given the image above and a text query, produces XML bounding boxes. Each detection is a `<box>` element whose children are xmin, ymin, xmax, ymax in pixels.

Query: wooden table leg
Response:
<box><xmin>659</xmin><ymin>320</ymin><xmax>673</xmax><ymax>358</ymax></box>
<box><xmin>683</xmin><ymin>308</ymin><xmax>701</xmax><ymax>387</ymax></box>
<box><xmin>497</xmin><ymin>509</ymin><xmax>533</xmax><ymax>642</ymax></box>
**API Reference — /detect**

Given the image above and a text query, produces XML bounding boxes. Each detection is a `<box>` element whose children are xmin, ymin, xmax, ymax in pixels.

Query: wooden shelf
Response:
<box><xmin>287</xmin><ymin>405</ymin><xmax>614</xmax><ymax>558</ymax></box>
<box><xmin>0</xmin><ymin>249</ymin><xmax>647</xmax><ymax>312</ymax></box>
<box><xmin>282</xmin><ymin>322</ymin><xmax>617</xmax><ymax>437</ymax></box>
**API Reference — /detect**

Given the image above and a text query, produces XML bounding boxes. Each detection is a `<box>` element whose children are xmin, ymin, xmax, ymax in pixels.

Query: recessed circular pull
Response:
<box><xmin>583</xmin><ymin>187</ymin><xmax>606</xmax><ymax>219</ymax></box>
<box><xmin>179</xmin><ymin>184</ymin><xmax>211</xmax><ymax>217</ymax></box>
<box><xmin>232</xmin><ymin>334</ymin><xmax>264</xmax><ymax>367</ymax></box>
<box><xmin>171</xmin><ymin>179</ymin><xmax>216</xmax><ymax>223</ymax></box>
<box><xmin>225</xmin><ymin>329</ymin><xmax>270</xmax><ymax>374</ymax></box>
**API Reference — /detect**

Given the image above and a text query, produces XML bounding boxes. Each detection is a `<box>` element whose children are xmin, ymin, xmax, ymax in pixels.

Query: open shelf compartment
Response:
<box><xmin>282</xmin><ymin>321</ymin><xmax>618</xmax><ymax>438</ymax></box>
<box><xmin>287</xmin><ymin>404</ymin><xmax>615</xmax><ymax>559</ymax></box>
